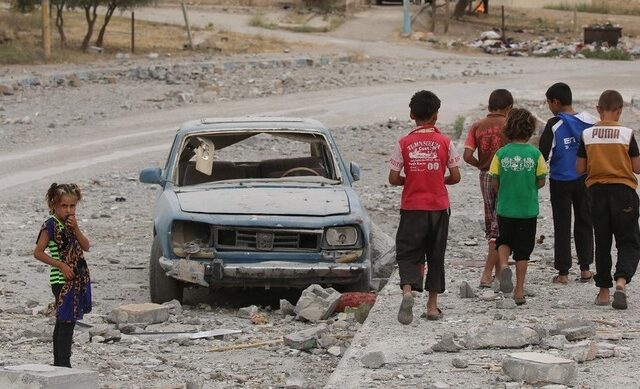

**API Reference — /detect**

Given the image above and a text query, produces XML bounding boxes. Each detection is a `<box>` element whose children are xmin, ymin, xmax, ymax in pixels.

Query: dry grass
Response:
<box><xmin>0</xmin><ymin>8</ymin><xmax>293</xmax><ymax>64</ymax></box>
<box><xmin>544</xmin><ymin>2</ymin><xmax>640</xmax><ymax>16</ymax></box>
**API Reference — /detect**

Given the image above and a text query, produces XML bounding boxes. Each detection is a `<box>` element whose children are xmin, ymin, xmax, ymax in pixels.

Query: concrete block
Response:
<box><xmin>0</xmin><ymin>364</ymin><xmax>98</xmax><ymax>389</ymax></box>
<box><xmin>541</xmin><ymin>335</ymin><xmax>568</xmax><ymax>350</ymax></box>
<box><xmin>109</xmin><ymin>303</ymin><xmax>169</xmax><ymax>324</ymax></box>
<box><xmin>294</xmin><ymin>284</ymin><xmax>341</xmax><ymax>322</ymax></box>
<box><xmin>465</xmin><ymin>326</ymin><xmax>539</xmax><ymax>349</ymax></box>
<box><xmin>502</xmin><ymin>352</ymin><xmax>577</xmax><ymax>385</ymax></box>
<box><xmin>559</xmin><ymin>326</ymin><xmax>596</xmax><ymax>341</ymax></box>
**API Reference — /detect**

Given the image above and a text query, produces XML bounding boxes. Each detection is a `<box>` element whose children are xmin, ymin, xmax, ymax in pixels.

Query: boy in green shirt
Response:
<box><xmin>489</xmin><ymin>108</ymin><xmax>547</xmax><ymax>304</ymax></box>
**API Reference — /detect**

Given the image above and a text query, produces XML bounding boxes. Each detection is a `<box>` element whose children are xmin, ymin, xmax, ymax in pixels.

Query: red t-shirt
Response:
<box><xmin>464</xmin><ymin>113</ymin><xmax>506</xmax><ymax>171</ymax></box>
<box><xmin>389</xmin><ymin>125</ymin><xmax>460</xmax><ymax>211</ymax></box>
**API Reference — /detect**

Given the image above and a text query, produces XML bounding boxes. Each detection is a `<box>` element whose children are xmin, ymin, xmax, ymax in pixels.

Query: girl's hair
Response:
<box><xmin>503</xmin><ymin>108</ymin><xmax>537</xmax><ymax>141</ymax></box>
<box><xmin>46</xmin><ymin>183</ymin><xmax>82</xmax><ymax>211</ymax></box>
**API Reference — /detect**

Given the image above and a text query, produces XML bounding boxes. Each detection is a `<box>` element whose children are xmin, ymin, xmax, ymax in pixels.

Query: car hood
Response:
<box><xmin>176</xmin><ymin>186</ymin><xmax>350</xmax><ymax>216</ymax></box>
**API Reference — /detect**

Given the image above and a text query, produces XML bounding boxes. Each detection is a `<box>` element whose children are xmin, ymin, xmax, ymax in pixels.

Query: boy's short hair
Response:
<box><xmin>546</xmin><ymin>82</ymin><xmax>572</xmax><ymax>106</ymax></box>
<box><xmin>503</xmin><ymin>108</ymin><xmax>537</xmax><ymax>141</ymax></box>
<box><xmin>488</xmin><ymin>89</ymin><xmax>513</xmax><ymax>111</ymax></box>
<box><xmin>598</xmin><ymin>90</ymin><xmax>624</xmax><ymax>111</ymax></box>
<box><xmin>410</xmin><ymin>90</ymin><xmax>441</xmax><ymax>121</ymax></box>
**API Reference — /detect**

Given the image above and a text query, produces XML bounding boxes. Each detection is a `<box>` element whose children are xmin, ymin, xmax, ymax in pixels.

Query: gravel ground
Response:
<box><xmin>1</xmin><ymin>50</ymin><xmax>640</xmax><ymax>388</ymax></box>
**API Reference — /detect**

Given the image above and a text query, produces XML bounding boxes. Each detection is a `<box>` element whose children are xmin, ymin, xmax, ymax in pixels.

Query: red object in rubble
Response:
<box><xmin>335</xmin><ymin>292</ymin><xmax>377</xmax><ymax>313</ymax></box>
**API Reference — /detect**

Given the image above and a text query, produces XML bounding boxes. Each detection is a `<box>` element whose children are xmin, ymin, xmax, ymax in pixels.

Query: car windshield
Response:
<box><xmin>174</xmin><ymin>131</ymin><xmax>341</xmax><ymax>186</ymax></box>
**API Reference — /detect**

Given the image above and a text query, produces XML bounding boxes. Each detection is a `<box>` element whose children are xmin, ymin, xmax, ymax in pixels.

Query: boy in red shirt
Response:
<box><xmin>389</xmin><ymin>90</ymin><xmax>461</xmax><ymax>324</ymax></box>
<box><xmin>463</xmin><ymin>89</ymin><xmax>513</xmax><ymax>288</ymax></box>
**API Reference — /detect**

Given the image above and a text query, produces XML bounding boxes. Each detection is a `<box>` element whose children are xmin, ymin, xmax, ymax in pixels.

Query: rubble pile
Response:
<box><xmin>467</xmin><ymin>29</ymin><xmax>640</xmax><ymax>59</ymax></box>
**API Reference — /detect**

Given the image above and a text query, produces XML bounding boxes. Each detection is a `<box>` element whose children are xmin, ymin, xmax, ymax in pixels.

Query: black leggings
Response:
<box><xmin>52</xmin><ymin>284</ymin><xmax>75</xmax><ymax>368</ymax></box>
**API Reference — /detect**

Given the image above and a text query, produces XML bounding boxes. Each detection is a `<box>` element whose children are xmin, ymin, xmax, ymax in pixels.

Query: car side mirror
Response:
<box><xmin>350</xmin><ymin>162</ymin><xmax>361</xmax><ymax>182</ymax></box>
<box><xmin>139</xmin><ymin>167</ymin><xmax>163</xmax><ymax>185</ymax></box>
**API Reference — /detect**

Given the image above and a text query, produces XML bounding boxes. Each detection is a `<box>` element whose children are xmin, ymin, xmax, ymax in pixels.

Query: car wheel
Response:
<box><xmin>149</xmin><ymin>236</ymin><xmax>184</xmax><ymax>303</ymax></box>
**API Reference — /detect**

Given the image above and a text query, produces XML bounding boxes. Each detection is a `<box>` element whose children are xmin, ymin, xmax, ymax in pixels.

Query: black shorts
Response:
<box><xmin>496</xmin><ymin>216</ymin><xmax>537</xmax><ymax>261</ymax></box>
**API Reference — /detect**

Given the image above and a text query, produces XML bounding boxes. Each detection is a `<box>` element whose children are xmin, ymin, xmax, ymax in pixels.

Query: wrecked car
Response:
<box><xmin>139</xmin><ymin>117</ymin><xmax>376</xmax><ymax>303</ymax></box>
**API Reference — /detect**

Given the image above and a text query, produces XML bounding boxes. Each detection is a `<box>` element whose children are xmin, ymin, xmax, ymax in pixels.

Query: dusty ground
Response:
<box><xmin>1</xmin><ymin>4</ymin><xmax>640</xmax><ymax>389</ymax></box>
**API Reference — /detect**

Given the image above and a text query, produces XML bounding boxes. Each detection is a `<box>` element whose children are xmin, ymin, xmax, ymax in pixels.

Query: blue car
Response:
<box><xmin>139</xmin><ymin>117</ymin><xmax>373</xmax><ymax>303</ymax></box>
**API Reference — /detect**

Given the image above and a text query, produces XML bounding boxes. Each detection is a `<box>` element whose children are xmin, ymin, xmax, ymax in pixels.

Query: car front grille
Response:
<box><xmin>215</xmin><ymin>228</ymin><xmax>321</xmax><ymax>252</ymax></box>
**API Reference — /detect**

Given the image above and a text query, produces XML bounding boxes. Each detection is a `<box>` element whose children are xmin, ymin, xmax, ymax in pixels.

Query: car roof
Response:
<box><xmin>177</xmin><ymin>117</ymin><xmax>329</xmax><ymax>135</ymax></box>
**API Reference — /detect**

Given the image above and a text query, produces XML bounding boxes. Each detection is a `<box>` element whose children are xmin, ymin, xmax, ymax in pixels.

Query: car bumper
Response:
<box><xmin>159</xmin><ymin>256</ymin><xmax>369</xmax><ymax>288</ymax></box>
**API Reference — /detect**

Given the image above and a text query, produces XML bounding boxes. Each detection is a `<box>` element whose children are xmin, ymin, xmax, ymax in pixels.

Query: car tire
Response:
<box><xmin>149</xmin><ymin>236</ymin><xmax>183</xmax><ymax>303</ymax></box>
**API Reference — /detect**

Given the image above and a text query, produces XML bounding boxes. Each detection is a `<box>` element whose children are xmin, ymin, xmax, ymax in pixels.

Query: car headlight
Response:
<box><xmin>325</xmin><ymin>226</ymin><xmax>359</xmax><ymax>247</ymax></box>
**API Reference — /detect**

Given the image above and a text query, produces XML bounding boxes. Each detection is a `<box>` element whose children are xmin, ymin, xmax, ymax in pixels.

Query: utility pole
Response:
<box><xmin>41</xmin><ymin>0</ymin><xmax>51</xmax><ymax>59</ymax></box>
<box><xmin>181</xmin><ymin>2</ymin><xmax>194</xmax><ymax>50</ymax></box>
<box><xmin>402</xmin><ymin>0</ymin><xmax>411</xmax><ymax>36</ymax></box>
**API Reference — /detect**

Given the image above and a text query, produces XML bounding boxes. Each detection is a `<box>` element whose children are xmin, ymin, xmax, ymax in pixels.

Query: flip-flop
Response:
<box><xmin>612</xmin><ymin>290</ymin><xmax>628</xmax><ymax>310</ymax></box>
<box><xmin>420</xmin><ymin>308</ymin><xmax>444</xmax><ymax>321</ymax></box>
<box><xmin>479</xmin><ymin>281</ymin><xmax>493</xmax><ymax>289</ymax></box>
<box><xmin>499</xmin><ymin>268</ymin><xmax>514</xmax><ymax>293</ymax></box>
<box><xmin>397</xmin><ymin>294</ymin><xmax>414</xmax><ymax>324</ymax></box>
<box><xmin>595</xmin><ymin>295</ymin><xmax>610</xmax><ymax>306</ymax></box>
<box><xmin>514</xmin><ymin>296</ymin><xmax>526</xmax><ymax>305</ymax></box>
<box><xmin>579</xmin><ymin>272</ymin><xmax>594</xmax><ymax>283</ymax></box>
<box><xmin>552</xmin><ymin>275</ymin><xmax>569</xmax><ymax>285</ymax></box>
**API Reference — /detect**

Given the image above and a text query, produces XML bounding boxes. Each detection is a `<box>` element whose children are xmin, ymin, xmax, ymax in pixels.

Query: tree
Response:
<box><xmin>76</xmin><ymin>0</ymin><xmax>101</xmax><ymax>51</ymax></box>
<box><xmin>51</xmin><ymin>0</ymin><xmax>68</xmax><ymax>48</ymax></box>
<box><xmin>11</xmin><ymin>0</ymin><xmax>39</xmax><ymax>12</ymax></box>
<box><xmin>95</xmin><ymin>0</ymin><xmax>150</xmax><ymax>48</ymax></box>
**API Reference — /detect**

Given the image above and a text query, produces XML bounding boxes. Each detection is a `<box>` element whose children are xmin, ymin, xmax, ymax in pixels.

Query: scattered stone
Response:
<box><xmin>327</xmin><ymin>346</ymin><xmax>342</xmax><ymax>356</ymax></box>
<box><xmin>541</xmin><ymin>335</ymin><xmax>568</xmax><ymax>350</ymax></box>
<box><xmin>361</xmin><ymin>350</ymin><xmax>386</xmax><ymax>369</ymax></box>
<box><xmin>479</xmin><ymin>290</ymin><xmax>497</xmax><ymax>301</ymax></box>
<box><xmin>496</xmin><ymin>299</ymin><xmax>517</xmax><ymax>309</ymax></box>
<box><xmin>502</xmin><ymin>352</ymin><xmax>577</xmax><ymax>385</ymax></box>
<box><xmin>318</xmin><ymin>334</ymin><xmax>338</xmax><ymax>349</ymax></box>
<box><xmin>162</xmin><ymin>299</ymin><xmax>182</xmax><ymax>315</ymax></box>
<box><xmin>68</xmin><ymin>74</ymin><xmax>82</xmax><ymax>88</ymax></box>
<box><xmin>428</xmin><ymin>382</ymin><xmax>450</xmax><ymax>389</ymax></box>
<box><xmin>279</xmin><ymin>299</ymin><xmax>295</xmax><ymax>316</ymax></box>
<box><xmin>283</xmin><ymin>325</ymin><xmax>327</xmax><ymax>350</ymax></box>
<box><xmin>459</xmin><ymin>281</ymin><xmax>476</xmax><ymax>298</ymax></box>
<box><xmin>569</xmin><ymin>341</ymin><xmax>598</xmax><ymax>363</ymax></box>
<box><xmin>452</xmin><ymin>357</ymin><xmax>469</xmax><ymax>368</ymax></box>
<box><xmin>560</xmin><ymin>326</ymin><xmax>596</xmax><ymax>341</ymax></box>
<box><xmin>294</xmin><ymin>284</ymin><xmax>341</xmax><ymax>322</ymax></box>
<box><xmin>465</xmin><ymin>326</ymin><xmax>539</xmax><ymax>349</ymax></box>
<box><xmin>0</xmin><ymin>84</ymin><xmax>13</xmax><ymax>95</ymax></box>
<box><xmin>108</xmin><ymin>303</ymin><xmax>169</xmax><ymax>325</ymax></box>
<box><xmin>0</xmin><ymin>364</ymin><xmax>98</xmax><ymax>388</ymax></box>
<box><xmin>237</xmin><ymin>305</ymin><xmax>259</xmax><ymax>319</ymax></box>
<box><xmin>613</xmin><ymin>346</ymin><xmax>630</xmax><ymax>357</ymax></box>
<box><xmin>432</xmin><ymin>334</ymin><xmax>462</xmax><ymax>353</ymax></box>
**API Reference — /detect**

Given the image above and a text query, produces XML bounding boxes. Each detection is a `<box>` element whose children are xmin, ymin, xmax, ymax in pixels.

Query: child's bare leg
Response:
<box><xmin>480</xmin><ymin>239</ymin><xmax>498</xmax><ymax>284</ymax></box>
<box><xmin>514</xmin><ymin>260</ymin><xmax>528</xmax><ymax>299</ymax></box>
<box><xmin>426</xmin><ymin>291</ymin><xmax>439</xmax><ymax>316</ymax></box>
<box><xmin>497</xmin><ymin>244</ymin><xmax>513</xmax><ymax>293</ymax></box>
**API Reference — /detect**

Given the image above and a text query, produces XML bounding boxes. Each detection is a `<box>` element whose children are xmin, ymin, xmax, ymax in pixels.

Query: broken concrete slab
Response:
<box><xmin>465</xmin><ymin>326</ymin><xmax>539</xmax><ymax>349</ymax></box>
<box><xmin>108</xmin><ymin>303</ymin><xmax>169</xmax><ymax>325</ymax></box>
<box><xmin>502</xmin><ymin>352</ymin><xmax>577</xmax><ymax>385</ymax></box>
<box><xmin>283</xmin><ymin>325</ymin><xmax>327</xmax><ymax>350</ymax></box>
<box><xmin>370</xmin><ymin>222</ymin><xmax>396</xmax><ymax>279</ymax></box>
<box><xmin>559</xmin><ymin>326</ymin><xmax>596</xmax><ymax>341</ymax></box>
<box><xmin>0</xmin><ymin>364</ymin><xmax>98</xmax><ymax>389</ymax></box>
<box><xmin>237</xmin><ymin>305</ymin><xmax>260</xmax><ymax>319</ymax></box>
<box><xmin>294</xmin><ymin>284</ymin><xmax>341</xmax><ymax>322</ymax></box>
